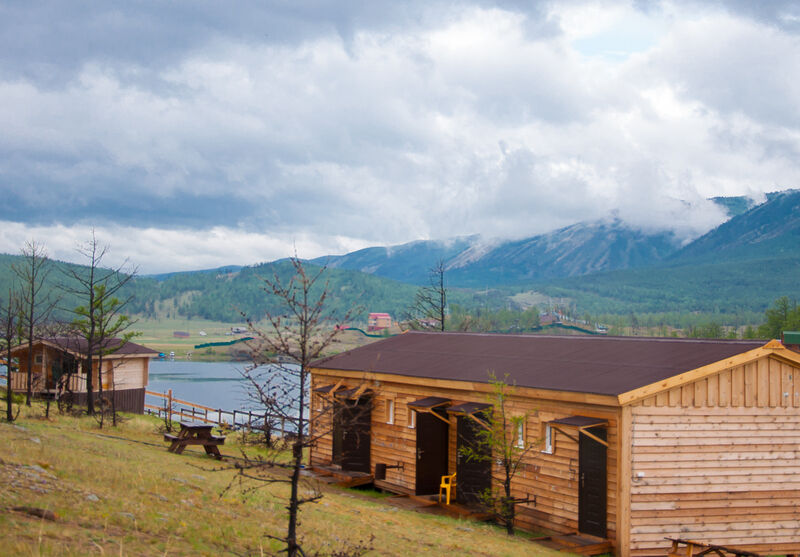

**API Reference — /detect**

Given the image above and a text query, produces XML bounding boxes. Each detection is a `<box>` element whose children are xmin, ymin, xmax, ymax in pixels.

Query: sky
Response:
<box><xmin>1</xmin><ymin>0</ymin><xmax>799</xmax><ymax>273</ymax></box>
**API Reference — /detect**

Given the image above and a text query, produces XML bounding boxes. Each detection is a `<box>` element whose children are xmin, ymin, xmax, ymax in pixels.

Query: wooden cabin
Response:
<box><xmin>309</xmin><ymin>332</ymin><xmax>800</xmax><ymax>556</ymax></box>
<box><xmin>8</xmin><ymin>337</ymin><xmax>158</xmax><ymax>413</ymax></box>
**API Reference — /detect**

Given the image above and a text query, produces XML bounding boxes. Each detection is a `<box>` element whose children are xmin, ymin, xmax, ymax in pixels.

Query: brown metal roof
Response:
<box><xmin>550</xmin><ymin>416</ymin><xmax>607</xmax><ymax>427</ymax></box>
<box><xmin>312</xmin><ymin>383</ymin><xmax>348</xmax><ymax>394</ymax></box>
<box><xmin>408</xmin><ymin>396</ymin><xmax>451</xmax><ymax>409</ymax></box>
<box><xmin>335</xmin><ymin>387</ymin><xmax>374</xmax><ymax>400</ymax></box>
<box><xmin>447</xmin><ymin>402</ymin><xmax>492</xmax><ymax>415</ymax></box>
<box><xmin>313</xmin><ymin>332</ymin><xmax>766</xmax><ymax>397</ymax></box>
<box><xmin>12</xmin><ymin>337</ymin><xmax>158</xmax><ymax>358</ymax></box>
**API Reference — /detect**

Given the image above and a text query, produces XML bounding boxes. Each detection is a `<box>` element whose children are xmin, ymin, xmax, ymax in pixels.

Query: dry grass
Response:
<box><xmin>0</xmin><ymin>404</ymin><xmax>567</xmax><ymax>556</ymax></box>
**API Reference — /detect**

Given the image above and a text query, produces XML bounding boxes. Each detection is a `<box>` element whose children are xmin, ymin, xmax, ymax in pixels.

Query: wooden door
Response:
<box><xmin>332</xmin><ymin>410</ymin><xmax>344</xmax><ymax>466</ymax></box>
<box><xmin>415</xmin><ymin>410</ymin><xmax>449</xmax><ymax>495</ymax></box>
<box><xmin>578</xmin><ymin>426</ymin><xmax>607</xmax><ymax>538</ymax></box>
<box><xmin>339</xmin><ymin>397</ymin><xmax>372</xmax><ymax>473</ymax></box>
<box><xmin>456</xmin><ymin>414</ymin><xmax>491</xmax><ymax>504</ymax></box>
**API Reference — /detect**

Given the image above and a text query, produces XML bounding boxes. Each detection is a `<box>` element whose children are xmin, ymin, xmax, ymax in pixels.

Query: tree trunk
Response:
<box><xmin>25</xmin><ymin>334</ymin><xmax>33</xmax><ymax>406</ymax></box>
<box><xmin>504</xmin><ymin>468</ymin><xmax>515</xmax><ymax>535</ymax></box>
<box><xmin>6</xmin><ymin>343</ymin><xmax>13</xmax><ymax>422</ymax></box>
<box><xmin>286</xmin><ymin>440</ymin><xmax>303</xmax><ymax>557</ymax></box>
<box><xmin>97</xmin><ymin>354</ymin><xmax>104</xmax><ymax>427</ymax></box>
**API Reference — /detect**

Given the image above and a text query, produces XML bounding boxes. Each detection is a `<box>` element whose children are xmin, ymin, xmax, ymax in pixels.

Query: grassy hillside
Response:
<box><xmin>0</xmin><ymin>255</ymin><xmax>497</xmax><ymax>326</ymax></box>
<box><xmin>0</xmin><ymin>404</ymin><xmax>562</xmax><ymax>556</ymax></box>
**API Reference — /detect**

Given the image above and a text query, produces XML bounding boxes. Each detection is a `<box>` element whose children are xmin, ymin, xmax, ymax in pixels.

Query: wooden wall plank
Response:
<box><xmin>629</xmin><ymin>404</ymin><xmax>800</xmax><ymax>554</ymax></box>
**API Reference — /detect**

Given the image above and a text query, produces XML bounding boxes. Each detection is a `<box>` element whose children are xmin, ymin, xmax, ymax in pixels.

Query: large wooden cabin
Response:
<box><xmin>310</xmin><ymin>331</ymin><xmax>800</xmax><ymax>556</ymax></box>
<box><xmin>7</xmin><ymin>337</ymin><xmax>158</xmax><ymax>413</ymax></box>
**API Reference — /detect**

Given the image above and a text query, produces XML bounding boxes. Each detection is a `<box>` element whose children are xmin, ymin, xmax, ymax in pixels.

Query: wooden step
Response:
<box><xmin>531</xmin><ymin>533</ymin><xmax>612</xmax><ymax>556</ymax></box>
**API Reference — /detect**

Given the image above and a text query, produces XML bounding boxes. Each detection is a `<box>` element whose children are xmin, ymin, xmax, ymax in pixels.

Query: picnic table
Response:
<box><xmin>164</xmin><ymin>421</ymin><xmax>226</xmax><ymax>459</ymax></box>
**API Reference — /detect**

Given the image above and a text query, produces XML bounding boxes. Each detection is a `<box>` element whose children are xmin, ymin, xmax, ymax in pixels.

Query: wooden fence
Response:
<box><xmin>145</xmin><ymin>390</ymin><xmax>303</xmax><ymax>436</ymax></box>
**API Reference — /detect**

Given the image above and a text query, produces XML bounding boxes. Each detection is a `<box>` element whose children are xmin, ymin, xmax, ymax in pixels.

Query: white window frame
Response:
<box><xmin>386</xmin><ymin>399</ymin><xmax>395</xmax><ymax>425</ymax></box>
<box><xmin>541</xmin><ymin>423</ymin><xmax>553</xmax><ymax>454</ymax></box>
<box><xmin>408</xmin><ymin>408</ymin><xmax>416</xmax><ymax>429</ymax></box>
<box><xmin>514</xmin><ymin>419</ymin><xmax>525</xmax><ymax>449</ymax></box>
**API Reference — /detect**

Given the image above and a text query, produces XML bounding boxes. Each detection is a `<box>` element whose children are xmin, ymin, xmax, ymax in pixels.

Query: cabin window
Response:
<box><xmin>514</xmin><ymin>419</ymin><xmax>525</xmax><ymax>448</ymax></box>
<box><xmin>386</xmin><ymin>399</ymin><xmax>395</xmax><ymax>424</ymax></box>
<box><xmin>408</xmin><ymin>408</ymin><xmax>416</xmax><ymax>429</ymax></box>
<box><xmin>541</xmin><ymin>424</ymin><xmax>553</xmax><ymax>454</ymax></box>
<box><xmin>35</xmin><ymin>354</ymin><xmax>43</xmax><ymax>364</ymax></box>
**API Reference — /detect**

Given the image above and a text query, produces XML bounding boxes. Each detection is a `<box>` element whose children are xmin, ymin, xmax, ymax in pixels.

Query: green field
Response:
<box><xmin>132</xmin><ymin>317</ymin><xmax>383</xmax><ymax>362</ymax></box>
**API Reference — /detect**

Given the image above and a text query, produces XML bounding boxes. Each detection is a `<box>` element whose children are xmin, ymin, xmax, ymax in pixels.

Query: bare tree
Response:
<box><xmin>1</xmin><ymin>289</ymin><xmax>22</xmax><ymax>422</ymax></box>
<box><xmin>459</xmin><ymin>373</ymin><xmax>537</xmax><ymax>535</ymax></box>
<box><xmin>12</xmin><ymin>240</ymin><xmax>57</xmax><ymax>406</ymax></box>
<box><xmin>232</xmin><ymin>257</ymin><xmax>356</xmax><ymax>557</ymax></box>
<box><xmin>407</xmin><ymin>258</ymin><xmax>447</xmax><ymax>331</ymax></box>
<box><xmin>61</xmin><ymin>231</ymin><xmax>136</xmax><ymax>416</ymax></box>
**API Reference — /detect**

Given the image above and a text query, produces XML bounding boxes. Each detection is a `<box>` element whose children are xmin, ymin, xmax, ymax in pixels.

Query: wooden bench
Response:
<box><xmin>666</xmin><ymin>538</ymin><xmax>762</xmax><ymax>557</ymax></box>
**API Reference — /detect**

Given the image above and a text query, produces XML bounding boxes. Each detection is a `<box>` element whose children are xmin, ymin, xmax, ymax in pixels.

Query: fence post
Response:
<box><xmin>168</xmin><ymin>389</ymin><xmax>173</xmax><ymax>423</ymax></box>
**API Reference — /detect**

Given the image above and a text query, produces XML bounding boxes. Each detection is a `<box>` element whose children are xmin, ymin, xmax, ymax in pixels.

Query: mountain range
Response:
<box><xmin>1</xmin><ymin>191</ymin><xmax>797</xmax><ymax>325</ymax></box>
<box><xmin>311</xmin><ymin>192</ymin><xmax>797</xmax><ymax>289</ymax></box>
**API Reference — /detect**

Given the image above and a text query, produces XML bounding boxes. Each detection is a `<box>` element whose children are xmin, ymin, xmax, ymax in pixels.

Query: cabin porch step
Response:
<box><xmin>309</xmin><ymin>465</ymin><xmax>373</xmax><ymax>487</ymax></box>
<box><xmin>532</xmin><ymin>533</ymin><xmax>613</xmax><ymax>555</ymax></box>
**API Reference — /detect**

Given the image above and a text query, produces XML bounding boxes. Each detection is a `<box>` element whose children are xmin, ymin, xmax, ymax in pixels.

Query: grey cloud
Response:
<box><xmin>2</xmin><ymin>0</ymin><xmax>798</xmax><ymax>272</ymax></box>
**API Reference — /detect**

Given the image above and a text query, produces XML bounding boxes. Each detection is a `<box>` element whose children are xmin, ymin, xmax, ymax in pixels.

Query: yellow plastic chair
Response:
<box><xmin>438</xmin><ymin>473</ymin><xmax>456</xmax><ymax>505</ymax></box>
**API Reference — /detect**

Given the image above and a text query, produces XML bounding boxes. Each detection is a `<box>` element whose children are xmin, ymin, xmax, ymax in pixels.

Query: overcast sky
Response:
<box><xmin>1</xmin><ymin>1</ymin><xmax>798</xmax><ymax>273</ymax></box>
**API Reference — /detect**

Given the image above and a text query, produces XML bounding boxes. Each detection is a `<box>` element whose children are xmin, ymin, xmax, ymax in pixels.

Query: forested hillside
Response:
<box><xmin>0</xmin><ymin>256</ymin><xmax>492</xmax><ymax>324</ymax></box>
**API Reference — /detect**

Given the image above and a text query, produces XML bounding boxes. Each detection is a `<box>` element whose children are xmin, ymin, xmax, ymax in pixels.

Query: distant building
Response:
<box><xmin>8</xmin><ymin>337</ymin><xmax>158</xmax><ymax>413</ymax></box>
<box><xmin>231</xmin><ymin>326</ymin><xmax>249</xmax><ymax>334</ymax></box>
<box><xmin>173</xmin><ymin>331</ymin><xmax>190</xmax><ymax>338</ymax></box>
<box><xmin>367</xmin><ymin>313</ymin><xmax>392</xmax><ymax>332</ymax></box>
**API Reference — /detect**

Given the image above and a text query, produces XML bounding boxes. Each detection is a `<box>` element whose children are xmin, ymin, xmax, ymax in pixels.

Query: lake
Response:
<box><xmin>147</xmin><ymin>360</ymin><xmax>257</xmax><ymax>412</ymax></box>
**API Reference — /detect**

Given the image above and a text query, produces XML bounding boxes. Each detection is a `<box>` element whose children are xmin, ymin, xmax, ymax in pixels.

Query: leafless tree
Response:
<box><xmin>406</xmin><ymin>258</ymin><xmax>447</xmax><ymax>331</ymax></box>
<box><xmin>1</xmin><ymin>288</ymin><xmax>22</xmax><ymax>422</ymax></box>
<box><xmin>230</xmin><ymin>257</ymin><xmax>357</xmax><ymax>557</ymax></box>
<box><xmin>60</xmin><ymin>231</ymin><xmax>137</xmax><ymax>416</ymax></box>
<box><xmin>12</xmin><ymin>240</ymin><xmax>58</xmax><ymax>406</ymax></box>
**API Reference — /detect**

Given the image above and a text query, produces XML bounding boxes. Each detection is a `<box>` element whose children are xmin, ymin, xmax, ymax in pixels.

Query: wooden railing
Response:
<box><xmin>145</xmin><ymin>389</ymin><xmax>303</xmax><ymax>435</ymax></box>
<box><xmin>8</xmin><ymin>371</ymin><xmax>86</xmax><ymax>392</ymax></box>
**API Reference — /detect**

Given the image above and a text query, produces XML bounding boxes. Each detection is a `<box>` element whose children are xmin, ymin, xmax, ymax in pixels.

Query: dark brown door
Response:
<box><xmin>332</xmin><ymin>410</ymin><xmax>344</xmax><ymax>466</ymax></box>
<box><xmin>578</xmin><ymin>426</ymin><xmax>607</xmax><ymax>538</ymax></box>
<box><xmin>337</xmin><ymin>397</ymin><xmax>372</xmax><ymax>473</ymax></box>
<box><xmin>456</xmin><ymin>414</ymin><xmax>491</xmax><ymax>504</ymax></box>
<box><xmin>415</xmin><ymin>410</ymin><xmax>449</xmax><ymax>494</ymax></box>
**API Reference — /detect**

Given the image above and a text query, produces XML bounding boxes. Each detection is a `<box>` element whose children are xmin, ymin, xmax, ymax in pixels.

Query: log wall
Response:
<box><xmin>627</xmin><ymin>356</ymin><xmax>800</xmax><ymax>556</ymax></box>
<box><xmin>310</xmin><ymin>371</ymin><xmax>620</xmax><ymax>543</ymax></box>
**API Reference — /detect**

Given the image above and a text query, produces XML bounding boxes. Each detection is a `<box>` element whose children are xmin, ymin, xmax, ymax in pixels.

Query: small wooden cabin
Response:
<box><xmin>8</xmin><ymin>337</ymin><xmax>158</xmax><ymax>413</ymax></box>
<box><xmin>310</xmin><ymin>332</ymin><xmax>800</xmax><ymax>556</ymax></box>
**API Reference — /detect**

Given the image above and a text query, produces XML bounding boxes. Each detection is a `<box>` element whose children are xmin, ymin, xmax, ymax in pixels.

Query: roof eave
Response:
<box><xmin>310</xmin><ymin>366</ymin><xmax>620</xmax><ymax>407</ymax></box>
